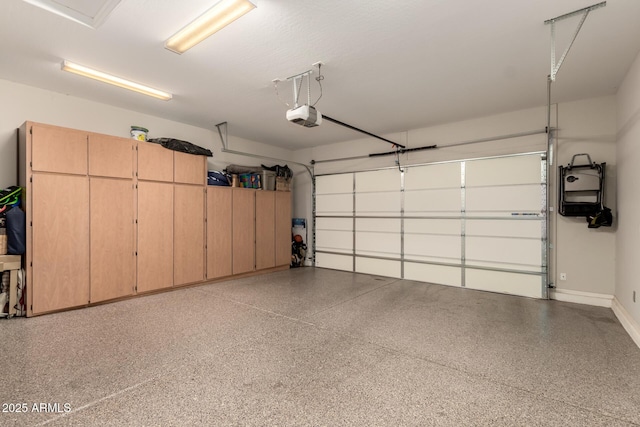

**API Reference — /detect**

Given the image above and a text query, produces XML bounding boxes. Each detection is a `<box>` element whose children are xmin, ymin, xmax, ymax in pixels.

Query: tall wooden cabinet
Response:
<box><xmin>31</xmin><ymin>173</ymin><xmax>90</xmax><ymax>313</ymax></box>
<box><xmin>173</xmin><ymin>151</ymin><xmax>206</xmax><ymax>286</ymax></box>
<box><xmin>174</xmin><ymin>184</ymin><xmax>205</xmax><ymax>285</ymax></box>
<box><xmin>232</xmin><ymin>188</ymin><xmax>256</xmax><ymax>275</ymax></box>
<box><xmin>90</xmin><ymin>178</ymin><xmax>135</xmax><ymax>302</ymax></box>
<box><xmin>275</xmin><ymin>191</ymin><xmax>292</xmax><ymax>266</ymax></box>
<box><xmin>21</xmin><ymin>123</ymin><xmax>138</xmax><ymax>315</ymax></box>
<box><xmin>19</xmin><ymin>121</ymin><xmax>291</xmax><ymax>317</ymax></box>
<box><xmin>137</xmin><ymin>142</ymin><xmax>174</xmax><ymax>293</ymax></box>
<box><xmin>207</xmin><ymin>187</ymin><xmax>233</xmax><ymax>279</ymax></box>
<box><xmin>137</xmin><ymin>181</ymin><xmax>173</xmax><ymax>293</ymax></box>
<box><xmin>88</xmin><ymin>134</ymin><xmax>135</xmax><ymax>303</ymax></box>
<box><xmin>208</xmin><ymin>187</ymin><xmax>291</xmax><ymax>278</ymax></box>
<box><xmin>256</xmin><ymin>191</ymin><xmax>276</xmax><ymax>270</ymax></box>
<box><xmin>26</xmin><ymin>124</ymin><xmax>91</xmax><ymax>315</ymax></box>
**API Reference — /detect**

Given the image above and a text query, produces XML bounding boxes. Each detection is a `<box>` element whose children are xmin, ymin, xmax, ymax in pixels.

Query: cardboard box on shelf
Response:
<box><xmin>276</xmin><ymin>177</ymin><xmax>292</xmax><ymax>192</ymax></box>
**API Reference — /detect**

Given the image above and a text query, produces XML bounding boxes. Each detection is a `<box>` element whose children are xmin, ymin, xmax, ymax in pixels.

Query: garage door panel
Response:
<box><xmin>405</xmin><ymin>234</ymin><xmax>461</xmax><ymax>260</ymax></box>
<box><xmin>316</xmin><ymin>193</ymin><xmax>353</xmax><ymax>215</ymax></box>
<box><xmin>317</xmin><ymin>217</ymin><xmax>352</xmax><ymax>231</ymax></box>
<box><xmin>405</xmin><ymin>218</ymin><xmax>461</xmax><ymax>235</ymax></box>
<box><xmin>355</xmin><ymin>217</ymin><xmax>400</xmax><ymax>258</ymax></box>
<box><xmin>356</xmin><ymin>218</ymin><xmax>400</xmax><ymax>233</ymax></box>
<box><xmin>405</xmin><ymin>163</ymin><xmax>461</xmax><ymax>190</ymax></box>
<box><xmin>316</xmin><ymin>173</ymin><xmax>353</xmax><ymax>194</ymax></box>
<box><xmin>466</xmin><ymin>155</ymin><xmax>542</xmax><ymax>186</ymax></box>
<box><xmin>466</xmin><ymin>184</ymin><xmax>542</xmax><ymax>213</ymax></box>
<box><xmin>466</xmin><ymin>219</ymin><xmax>542</xmax><ymax>238</ymax></box>
<box><xmin>316</xmin><ymin>253</ymin><xmax>353</xmax><ymax>272</ymax></box>
<box><xmin>465</xmin><ymin>269</ymin><xmax>542</xmax><ymax>299</ymax></box>
<box><xmin>404</xmin><ymin>262</ymin><xmax>461</xmax><ymax>287</ymax></box>
<box><xmin>465</xmin><ymin>260</ymin><xmax>543</xmax><ymax>273</ymax></box>
<box><xmin>356</xmin><ymin>232</ymin><xmax>401</xmax><ymax>258</ymax></box>
<box><xmin>356</xmin><ymin>192</ymin><xmax>401</xmax><ymax>215</ymax></box>
<box><xmin>355</xmin><ymin>169</ymin><xmax>400</xmax><ymax>192</ymax></box>
<box><xmin>316</xmin><ymin>230</ymin><xmax>352</xmax><ymax>253</ymax></box>
<box><xmin>356</xmin><ymin>257</ymin><xmax>401</xmax><ymax>278</ymax></box>
<box><xmin>466</xmin><ymin>236</ymin><xmax>542</xmax><ymax>267</ymax></box>
<box><xmin>405</xmin><ymin>188</ymin><xmax>461</xmax><ymax>214</ymax></box>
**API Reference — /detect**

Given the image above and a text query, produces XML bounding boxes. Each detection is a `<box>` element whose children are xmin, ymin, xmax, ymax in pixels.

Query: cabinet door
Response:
<box><xmin>138</xmin><ymin>141</ymin><xmax>173</xmax><ymax>182</ymax></box>
<box><xmin>31</xmin><ymin>124</ymin><xmax>87</xmax><ymax>175</ymax></box>
<box><xmin>255</xmin><ymin>191</ymin><xmax>275</xmax><ymax>270</ymax></box>
<box><xmin>174</xmin><ymin>184</ymin><xmax>205</xmax><ymax>285</ymax></box>
<box><xmin>137</xmin><ymin>181</ymin><xmax>174</xmax><ymax>293</ymax></box>
<box><xmin>232</xmin><ymin>188</ymin><xmax>255</xmax><ymax>275</ymax></box>
<box><xmin>207</xmin><ymin>187</ymin><xmax>232</xmax><ymax>279</ymax></box>
<box><xmin>89</xmin><ymin>134</ymin><xmax>134</xmax><ymax>178</ymax></box>
<box><xmin>32</xmin><ymin>174</ymin><xmax>89</xmax><ymax>314</ymax></box>
<box><xmin>175</xmin><ymin>152</ymin><xmax>206</xmax><ymax>185</ymax></box>
<box><xmin>275</xmin><ymin>192</ymin><xmax>292</xmax><ymax>266</ymax></box>
<box><xmin>90</xmin><ymin>178</ymin><xmax>135</xmax><ymax>302</ymax></box>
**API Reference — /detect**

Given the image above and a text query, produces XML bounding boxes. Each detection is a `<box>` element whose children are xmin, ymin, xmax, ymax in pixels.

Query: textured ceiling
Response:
<box><xmin>2</xmin><ymin>0</ymin><xmax>640</xmax><ymax>149</ymax></box>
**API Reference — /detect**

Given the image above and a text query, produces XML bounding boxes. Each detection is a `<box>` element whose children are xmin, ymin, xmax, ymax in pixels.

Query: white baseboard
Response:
<box><xmin>612</xmin><ymin>297</ymin><xmax>640</xmax><ymax>349</ymax></box>
<box><xmin>549</xmin><ymin>288</ymin><xmax>613</xmax><ymax>308</ymax></box>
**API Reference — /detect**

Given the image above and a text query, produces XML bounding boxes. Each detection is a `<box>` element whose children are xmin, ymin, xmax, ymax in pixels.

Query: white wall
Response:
<box><xmin>616</xmin><ymin>50</ymin><xmax>640</xmax><ymax>328</ymax></box>
<box><xmin>0</xmin><ymin>78</ymin><xmax>294</xmax><ymax>189</ymax></box>
<box><xmin>294</xmin><ymin>96</ymin><xmax>618</xmax><ymax>298</ymax></box>
<box><xmin>555</xmin><ymin>96</ymin><xmax>617</xmax><ymax>296</ymax></box>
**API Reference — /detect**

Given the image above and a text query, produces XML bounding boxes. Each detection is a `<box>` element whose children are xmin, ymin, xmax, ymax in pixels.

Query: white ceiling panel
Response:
<box><xmin>21</xmin><ymin>0</ymin><xmax>122</xmax><ymax>28</ymax></box>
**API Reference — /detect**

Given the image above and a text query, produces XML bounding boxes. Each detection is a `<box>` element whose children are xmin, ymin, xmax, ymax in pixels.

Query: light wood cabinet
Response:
<box><xmin>31</xmin><ymin>173</ymin><xmax>89</xmax><ymax>314</ymax></box>
<box><xmin>275</xmin><ymin>191</ymin><xmax>292</xmax><ymax>267</ymax></box>
<box><xmin>19</xmin><ymin>121</ymin><xmax>291</xmax><ymax>316</ymax></box>
<box><xmin>138</xmin><ymin>141</ymin><xmax>173</xmax><ymax>182</ymax></box>
<box><xmin>31</xmin><ymin>123</ymin><xmax>87</xmax><ymax>175</ymax></box>
<box><xmin>207</xmin><ymin>187</ymin><xmax>232</xmax><ymax>279</ymax></box>
<box><xmin>232</xmin><ymin>188</ymin><xmax>255</xmax><ymax>275</ymax></box>
<box><xmin>89</xmin><ymin>134</ymin><xmax>134</xmax><ymax>179</ymax></box>
<box><xmin>137</xmin><ymin>181</ymin><xmax>174</xmax><ymax>293</ymax></box>
<box><xmin>175</xmin><ymin>151</ymin><xmax>206</xmax><ymax>185</ymax></box>
<box><xmin>90</xmin><ymin>178</ymin><xmax>135</xmax><ymax>302</ymax></box>
<box><xmin>174</xmin><ymin>184</ymin><xmax>205</xmax><ymax>285</ymax></box>
<box><xmin>256</xmin><ymin>191</ymin><xmax>276</xmax><ymax>270</ymax></box>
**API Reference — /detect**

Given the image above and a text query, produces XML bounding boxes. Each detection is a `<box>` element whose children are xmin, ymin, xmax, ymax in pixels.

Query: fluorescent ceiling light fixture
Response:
<box><xmin>21</xmin><ymin>0</ymin><xmax>122</xmax><ymax>29</ymax></box>
<box><xmin>61</xmin><ymin>60</ymin><xmax>173</xmax><ymax>101</ymax></box>
<box><xmin>165</xmin><ymin>0</ymin><xmax>257</xmax><ymax>54</ymax></box>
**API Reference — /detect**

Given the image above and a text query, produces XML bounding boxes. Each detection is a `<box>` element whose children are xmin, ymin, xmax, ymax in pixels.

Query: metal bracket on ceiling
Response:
<box><xmin>215</xmin><ymin>121</ymin><xmax>228</xmax><ymax>150</ymax></box>
<box><xmin>545</xmin><ymin>1</ymin><xmax>606</xmax><ymax>82</ymax></box>
<box><xmin>287</xmin><ymin>69</ymin><xmax>314</xmax><ymax>109</ymax></box>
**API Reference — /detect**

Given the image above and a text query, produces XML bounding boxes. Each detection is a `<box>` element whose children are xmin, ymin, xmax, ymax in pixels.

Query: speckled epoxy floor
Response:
<box><xmin>1</xmin><ymin>268</ymin><xmax>639</xmax><ymax>426</ymax></box>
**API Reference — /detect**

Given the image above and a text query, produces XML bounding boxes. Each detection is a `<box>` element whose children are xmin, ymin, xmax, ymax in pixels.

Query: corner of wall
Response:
<box><xmin>612</xmin><ymin>297</ymin><xmax>640</xmax><ymax>349</ymax></box>
<box><xmin>615</xmin><ymin>48</ymin><xmax>640</xmax><ymax>337</ymax></box>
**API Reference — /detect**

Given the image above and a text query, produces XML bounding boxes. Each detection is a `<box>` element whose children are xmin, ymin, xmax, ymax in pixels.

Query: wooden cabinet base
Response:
<box><xmin>26</xmin><ymin>264</ymin><xmax>290</xmax><ymax>317</ymax></box>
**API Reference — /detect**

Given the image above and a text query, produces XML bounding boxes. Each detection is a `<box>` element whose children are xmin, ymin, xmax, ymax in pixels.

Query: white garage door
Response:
<box><xmin>315</xmin><ymin>152</ymin><xmax>548</xmax><ymax>299</ymax></box>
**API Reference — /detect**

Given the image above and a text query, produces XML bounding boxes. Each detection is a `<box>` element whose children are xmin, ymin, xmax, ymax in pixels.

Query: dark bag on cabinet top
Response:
<box><xmin>6</xmin><ymin>206</ymin><xmax>26</xmax><ymax>255</ymax></box>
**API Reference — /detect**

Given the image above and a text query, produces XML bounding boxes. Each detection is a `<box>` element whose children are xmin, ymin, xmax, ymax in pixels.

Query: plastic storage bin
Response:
<box><xmin>262</xmin><ymin>170</ymin><xmax>276</xmax><ymax>190</ymax></box>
